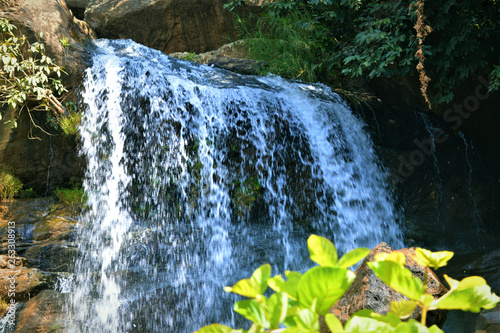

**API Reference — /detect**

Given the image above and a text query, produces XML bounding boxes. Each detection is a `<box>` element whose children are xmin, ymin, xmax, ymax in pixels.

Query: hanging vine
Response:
<box><xmin>411</xmin><ymin>0</ymin><xmax>432</xmax><ymax>108</ymax></box>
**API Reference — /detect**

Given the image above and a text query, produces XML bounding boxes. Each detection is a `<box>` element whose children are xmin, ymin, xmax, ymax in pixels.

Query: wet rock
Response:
<box><xmin>85</xmin><ymin>0</ymin><xmax>261</xmax><ymax>54</ymax></box>
<box><xmin>0</xmin><ymin>198</ymin><xmax>80</xmax><ymax>272</ymax></box>
<box><xmin>208</xmin><ymin>57</ymin><xmax>267</xmax><ymax>76</ymax></box>
<box><xmin>0</xmin><ymin>264</ymin><xmax>54</xmax><ymax>303</ymax></box>
<box><xmin>13</xmin><ymin>290</ymin><xmax>69</xmax><ymax>333</ymax></box>
<box><xmin>320</xmin><ymin>243</ymin><xmax>448</xmax><ymax>332</ymax></box>
<box><xmin>475</xmin><ymin>304</ymin><xmax>500</xmax><ymax>333</ymax></box>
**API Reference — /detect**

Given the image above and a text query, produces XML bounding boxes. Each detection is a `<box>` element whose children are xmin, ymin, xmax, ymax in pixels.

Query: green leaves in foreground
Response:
<box><xmin>297</xmin><ymin>266</ymin><xmax>355</xmax><ymax>315</ymax></box>
<box><xmin>224</xmin><ymin>264</ymin><xmax>271</xmax><ymax>298</ymax></box>
<box><xmin>198</xmin><ymin>235</ymin><xmax>499</xmax><ymax>333</ymax></box>
<box><xmin>413</xmin><ymin>248</ymin><xmax>453</xmax><ymax>269</ymax></box>
<box><xmin>308</xmin><ymin>234</ymin><xmax>369</xmax><ymax>269</ymax></box>
<box><xmin>435</xmin><ymin>275</ymin><xmax>500</xmax><ymax>312</ymax></box>
<box><xmin>367</xmin><ymin>260</ymin><xmax>425</xmax><ymax>301</ymax></box>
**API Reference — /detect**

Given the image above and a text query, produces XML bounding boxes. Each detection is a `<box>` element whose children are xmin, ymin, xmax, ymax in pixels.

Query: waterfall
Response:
<box><xmin>67</xmin><ymin>39</ymin><xmax>403</xmax><ymax>332</ymax></box>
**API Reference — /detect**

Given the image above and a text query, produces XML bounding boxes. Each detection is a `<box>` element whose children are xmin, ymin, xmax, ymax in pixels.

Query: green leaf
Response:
<box><xmin>344</xmin><ymin>315</ymin><xmax>393</xmax><ymax>333</ymax></box>
<box><xmin>307</xmin><ymin>234</ymin><xmax>338</xmax><ymax>267</ymax></box>
<box><xmin>224</xmin><ymin>264</ymin><xmax>271</xmax><ymax>298</ymax></box>
<box><xmin>419</xmin><ymin>294</ymin><xmax>435</xmax><ymax>308</ymax></box>
<box><xmin>435</xmin><ymin>280</ymin><xmax>500</xmax><ymax>312</ymax></box>
<box><xmin>284</xmin><ymin>308</ymin><xmax>319</xmax><ymax>332</ymax></box>
<box><xmin>393</xmin><ymin>319</ymin><xmax>442</xmax><ymax>333</ymax></box>
<box><xmin>374</xmin><ymin>252</ymin><xmax>406</xmax><ymax>266</ymax></box>
<box><xmin>390</xmin><ymin>300</ymin><xmax>417</xmax><ymax>319</ymax></box>
<box><xmin>297</xmin><ymin>266</ymin><xmax>355</xmax><ymax>315</ymax></box>
<box><xmin>367</xmin><ymin>261</ymin><xmax>424</xmax><ymax>301</ymax></box>
<box><xmin>267</xmin><ymin>292</ymin><xmax>288</xmax><ymax>329</ymax></box>
<box><xmin>324</xmin><ymin>313</ymin><xmax>344</xmax><ymax>332</ymax></box>
<box><xmin>234</xmin><ymin>299</ymin><xmax>270</xmax><ymax>328</ymax></box>
<box><xmin>194</xmin><ymin>324</ymin><xmax>234</xmax><ymax>333</ymax></box>
<box><xmin>413</xmin><ymin>248</ymin><xmax>454</xmax><ymax>269</ymax></box>
<box><xmin>267</xmin><ymin>271</ymin><xmax>302</xmax><ymax>301</ymax></box>
<box><xmin>336</xmin><ymin>247</ymin><xmax>370</xmax><ymax>268</ymax></box>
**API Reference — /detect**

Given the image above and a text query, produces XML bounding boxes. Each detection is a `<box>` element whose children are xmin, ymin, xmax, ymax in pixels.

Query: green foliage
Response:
<box><xmin>0</xmin><ymin>18</ymin><xmax>68</xmax><ymax>130</ymax></box>
<box><xmin>234</xmin><ymin>10</ymin><xmax>334</xmax><ymax>84</ymax></box>
<box><xmin>58</xmin><ymin>110</ymin><xmax>82</xmax><ymax>136</ymax></box>
<box><xmin>19</xmin><ymin>187</ymin><xmax>38</xmax><ymax>199</ymax></box>
<box><xmin>232</xmin><ymin>174</ymin><xmax>262</xmax><ymax>217</ymax></box>
<box><xmin>53</xmin><ymin>186</ymin><xmax>87</xmax><ymax>211</ymax></box>
<box><xmin>197</xmin><ymin>234</ymin><xmax>499</xmax><ymax>333</ymax></box>
<box><xmin>227</xmin><ymin>0</ymin><xmax>500</xmax><ymax>105</ymax></box>
<box><xmin>0</xmin><ymin>169</ymin><xmax>23</xmax><ymax>201</ymax></box>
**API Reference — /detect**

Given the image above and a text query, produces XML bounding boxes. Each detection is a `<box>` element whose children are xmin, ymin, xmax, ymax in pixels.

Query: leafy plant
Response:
<box><xmin>53</xmin><ymin>186</ymin><xmax>87</xmax><ymax>211</ymax></box>
<box><xmin>0</xmin><ymin>18</ymin><xmax>69</xmax><ymax>134</ymax></box>
<box><xmin>226</xmin><ymin>0</ymin><xmax>500</xmax><ymax>105</ymax></box>
<box><xmin>234</xmin><ymin>10</ymin><xmax>335</xmax><ymax>84</ymax></box>
<box><xmin>0</xmin><ymin>169</ymin><xmax>23</xmax><ymax>201</ymax></box>
<box><xmin>196</xmin><ymin>234</ymin><xmax>499</xmax><ymax>333</ymax></box>
<box><xmin>58</xmin><ymin>109</ymin><xmax>82</xmax><ymax>136</ymax></box>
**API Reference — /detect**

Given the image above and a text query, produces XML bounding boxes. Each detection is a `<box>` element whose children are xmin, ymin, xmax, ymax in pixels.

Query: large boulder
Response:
<box><xmin>84</xmin><ymin>0</ymin><xmax>261</xmax><ymax>54</ymax></box>
<box><xmin>320</xmin><ymin>243</ymin><xmax>448</xmax><ymax>332</ymax></box>
<box><xmin>0</xmin><ymin>255</ymin><xmax>54</xmax><ymax>303</ymax></box>
<box><xmin>0</xmin><ymin>0</ymin><xmax>95</xmax><ymax>193</ymax></box>
<box><xmin>0</xmin><ymin>198</ymin><xmax>79</xmax><ymax>272</ymax></box>
<box><xmin>12</xmin><ymin>289</ymin><xmax>69</xmax><ymax>333</ymax></box>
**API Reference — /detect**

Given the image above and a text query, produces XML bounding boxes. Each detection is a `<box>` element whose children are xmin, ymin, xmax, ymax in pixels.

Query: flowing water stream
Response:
<box><xmin>67</xmin><ymin>39</ymin><xmax>403</xmax><ymax>332</ymax></box>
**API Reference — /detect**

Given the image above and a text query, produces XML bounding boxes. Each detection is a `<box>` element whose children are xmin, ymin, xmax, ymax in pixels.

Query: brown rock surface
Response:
<box><xmin>84</xmin><ymin>0</ymin><xmax>261</xmax><ymax>54</ymax></box>
<box><xmin>0</xmin><ymin>198</ymin><xmax>79</xmax><ymax>272</ymax></box>
<box><xmin>0</xmin><ymin>0</ymin><xmax>94</xmax><ymax>193</ymax></box>
<box><xmin>321</xmin><ymin>243</ymin><xmax>448</xmax><ymax>332</ymax></box>
<box><xmin>13</xmin><ymin>289</ymin><xmax>68</xmax><ymax>333</ymax></box>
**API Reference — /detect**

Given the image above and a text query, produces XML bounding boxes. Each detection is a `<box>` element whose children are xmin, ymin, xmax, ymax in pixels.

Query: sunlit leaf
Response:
<box><xmin>297</xmin><ymin>266</ymin><xmax>355</xmax><ymax>315</ymax></box>
<box><xmin>336</xmin><ymin>247</ymin><xmax>370</xmax><ymax>268</ymax></box>
<box><xmin>390</xmin><ymin>300</ymin><xmax>417</xmax><ymax>319</ymax></box>
<box><xmin>268</xmin><ymin>271</ymin><xmax>302</xmax><ymax>301</ymax></box>
<box><xmin>267</xmin><ymin>292</ymin><xmax>288</xmax><ymax>329</ymax></box>
<box><xmin>368</xmin><ymin>261</ymin><xmax>424</xmax><ymax>301</ymax></box>
<box><xmin>435</xmin><ymin>282</ymin><xmax>500</xmax><ymax>312</ymax></box>
<box><xmin>284</xmin><ymin>308</ymin><xmax>319</xmax><ymax>332</ymax></box>
<box><xmin>234</xmin><ymin>299</ymin><xmax>270</xmax><ymax>328</ymax></box>
<box><xmin>224</xmin><ymin>264</ymin><xmax>271</xmax><ymax>298</ymax></box>
<box><xmin>393</xmin><ymin>319</ymin><xmax>443</xmax><ymax>333</ymax></box>
<box><xmin>195</xmin><ymin>323</ymin><xmax>234</xmax><ymax>333</ymax></box>
<box><xmin>414</xmin><ymin>248</ymin><xmax>454</xmax><ymax>269</ymax></box>
<box><xmin>419</xmin><ymin>294</ymin><xmax>435</xmax><ymax>308</ymax></box>
<box><xmin>344</xmin><ymin>315</ymin><xmax>393</xmax><ymax>333</ymax></box>
<box><xmin>374</xmin><ymin>252</ymin><xmax>406</xmax><ymax>266</ymax></box>
<box><xmin>325</xmin><ymin>313</ymin><xmax>344</xmax><ymax>332</ymax></box>
<box><xmin>308</xmin><ymin>234</ymin><xmax>338</xmax><ymax>267</ymax></box>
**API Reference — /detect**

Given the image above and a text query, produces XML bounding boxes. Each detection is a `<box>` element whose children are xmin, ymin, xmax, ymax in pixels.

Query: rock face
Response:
<box><xmin>475</xmin><ymin>304</ymin><xmax>500</xmax><ymax>333</ymax></box>
<box><xmin>0</xmin><ymin>198</ymin><xmax>79</xmax><ymax>272</ymax></box>
<box><xmin>84</xmin><ymin>0</ymin><xmax>260</xmax><ymax>54</ymax></box>
<box><xmin>13</xmin><ymin>290</ymin><xmax>69</xmax><ymax>333</ymax></box>
<box><xmin>170</xmin><ymin>40</ymin><xmax>267</xmax><ymax>75</ymax></box>
<box><xmin>0</xmin><ymin>198</ymin><xmax>79</xmax><ymax>332</ymax></box>
<box><xmin>320</xmin><ymin>243</ymin><xmax>448</xmax><ymax>332</ymax></box>
<box><xmin>0</xmin><ymin>0</ymin><xmax>94</xmax><ymax>193</ymax></box>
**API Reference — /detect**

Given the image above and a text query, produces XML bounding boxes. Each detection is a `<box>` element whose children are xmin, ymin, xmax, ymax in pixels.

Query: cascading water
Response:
<box><xmin>67</xmin><ymin>39</ymin><xmax>403</xmax><ymax>332</ymax></box>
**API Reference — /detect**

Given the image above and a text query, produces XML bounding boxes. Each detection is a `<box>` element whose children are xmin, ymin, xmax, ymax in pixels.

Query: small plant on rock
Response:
<box><xmin>196</xmin><ymin>235</ymin><xmax>499</xmax><ymax>333</ymax></box>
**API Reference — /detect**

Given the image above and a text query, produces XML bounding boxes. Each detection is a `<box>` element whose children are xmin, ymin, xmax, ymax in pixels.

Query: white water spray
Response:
<box><xmin>67</xmin><ymin>39</ymin><xmax>403</xmax><ymax>332</ymax></box>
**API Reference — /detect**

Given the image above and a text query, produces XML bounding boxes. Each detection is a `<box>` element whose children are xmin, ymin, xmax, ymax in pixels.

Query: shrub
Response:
<box><xmin>53</xmin><ymin>186</ymin><xmax>87</xmax><ymax>211</ymax></box>
<box><xmin>0</xmin><ymin>18</ymin><xmax>68</xmax><ymax>132</ymax></box>
<box><xmin>0</xmin><ymin>170</ymin><xmax>23</xmax><ymax>201</ymax></box>
<box><xmin>58</xmin><ymin>110</ymin><xmax>82</xmax><ymax>136</ymax></box>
